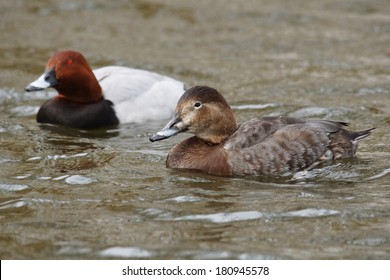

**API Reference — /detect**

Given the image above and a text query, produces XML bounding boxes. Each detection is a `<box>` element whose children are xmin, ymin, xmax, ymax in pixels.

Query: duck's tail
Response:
<box><xmin>350</xmin><ymin>127</ymin><xmax>376</xmax><ymax>143</ymax></box>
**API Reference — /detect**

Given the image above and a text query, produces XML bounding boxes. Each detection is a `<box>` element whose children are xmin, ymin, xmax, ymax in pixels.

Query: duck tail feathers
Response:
<box><xmin>352</xmin><ymin>127</ymin><xmax>375</xmax><ymax>142</ymax></box>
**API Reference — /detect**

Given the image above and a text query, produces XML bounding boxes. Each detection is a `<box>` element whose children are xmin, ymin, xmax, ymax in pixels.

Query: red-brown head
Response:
<box><xmin>25</xmin><ymin>50</ymin><xmax>103</xmax><ymax>104</ymax></box>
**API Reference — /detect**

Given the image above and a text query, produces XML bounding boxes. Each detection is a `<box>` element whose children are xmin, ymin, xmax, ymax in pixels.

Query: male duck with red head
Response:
<box><xmin>150</xmin><ymin>86</ymin><xmax>374</xmax><ymax>176</ymax></box>
<box><xmin>25</xmin><ymin>50</ymin><xmax>185</xmax><ymax>129</ymax></box>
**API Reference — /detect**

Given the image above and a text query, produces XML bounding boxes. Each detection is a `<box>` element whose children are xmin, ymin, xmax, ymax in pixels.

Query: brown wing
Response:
<box><xmin>224</xmin><ymin>117</ymin><xmax>370</xmax><ymax>175</ymax></box>
<box><xmin>224</xmin><ymin>117</ymin><xmax>347</xmax><ymax>150</ymax></box>
<box><xmin>226</xmin><ymin>122</ymin><xmax>331</xmax><ymax>175</ymax></box>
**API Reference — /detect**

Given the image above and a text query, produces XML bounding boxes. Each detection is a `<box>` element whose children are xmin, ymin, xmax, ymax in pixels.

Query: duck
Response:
<box><xmin>25</xmin><ymin>50</ymin><xmax>185</xmax><ymax>129</ymax></box>
<box><xmin>149</xmin><ymin>86</ymin><xmax>374</xmax><ymax>176</ymax></box>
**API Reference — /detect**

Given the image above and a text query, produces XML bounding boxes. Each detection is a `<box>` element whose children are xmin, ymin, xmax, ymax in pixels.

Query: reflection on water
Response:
<box><xmin>1</xmin><ymin>0</ymin><xmax>390</xmax><ymax>259</ymax></box>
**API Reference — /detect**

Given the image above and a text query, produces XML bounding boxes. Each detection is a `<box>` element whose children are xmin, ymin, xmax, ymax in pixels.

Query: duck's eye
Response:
<box><xmin>194</xmin><ymin>101</ymin><xmax>202</xmax><ymax>109</ymax></box>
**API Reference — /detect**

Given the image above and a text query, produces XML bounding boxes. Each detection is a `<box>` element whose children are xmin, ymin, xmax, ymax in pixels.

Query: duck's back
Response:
<box><xmin>224</xmin><ymin>117</ymin><xmax>372</xmax><ymax>175</ymax></box>
<box><xmin>93</xmin><ymin>66</ymin><xmax>185</xmax><ymax>122</ymax></box>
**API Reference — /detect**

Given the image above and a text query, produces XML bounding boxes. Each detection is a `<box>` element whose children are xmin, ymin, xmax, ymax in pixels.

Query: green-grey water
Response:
<box><xmin>1</xmin><ymin>0</ymin><xmax>389</xmax><ymax>259</ymax></box>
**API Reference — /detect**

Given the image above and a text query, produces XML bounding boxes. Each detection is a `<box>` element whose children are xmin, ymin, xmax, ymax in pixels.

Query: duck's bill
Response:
<box><xmin>25</xmin><ymin>67</ymin><xmax>58</xmax><ymax>92</ymax></box>
<box><xmin>150</xmin><ymin>112</ymin><xmax>183</xmax><ymax>142</ymax></box>
<box><xmin>25</xmin><ymin>73</ymin><xmax>51</xmax><ymax>91</ymax></box>
<box><xmin>149</xmin><ymin>127</ymin><xmax>180</xmax><ymax>142</ymax></box>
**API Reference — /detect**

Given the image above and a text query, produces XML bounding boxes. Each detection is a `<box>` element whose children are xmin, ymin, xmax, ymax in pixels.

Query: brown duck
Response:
<box><xmin>150</xmin><ymin>86</ymin><xmax>374</xmax><ymax>176</ymax></box>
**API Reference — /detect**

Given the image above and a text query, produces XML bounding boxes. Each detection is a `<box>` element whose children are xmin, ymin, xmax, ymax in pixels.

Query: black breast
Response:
<box><xmin>37</xmin><ymin>98</ymin><xmax>119</xmax><ymax>129</ymax></box>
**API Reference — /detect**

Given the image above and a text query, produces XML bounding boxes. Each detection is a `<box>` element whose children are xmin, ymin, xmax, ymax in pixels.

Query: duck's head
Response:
<box><xmin>25</xmin><ymin>50</ymin><xmax>102</xmax><ymax>103</ymax></box>
<box><xmin>150</xmin><ymin>86</ymin><xmax>238</xmax><ymax>144</ymax></box>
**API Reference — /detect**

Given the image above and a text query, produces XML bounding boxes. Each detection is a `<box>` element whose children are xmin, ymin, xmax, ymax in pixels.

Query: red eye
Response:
<box><xmin>67</xmin><ymin>59</ymin><xmax>73</xmax><ymax>65</ymax></box>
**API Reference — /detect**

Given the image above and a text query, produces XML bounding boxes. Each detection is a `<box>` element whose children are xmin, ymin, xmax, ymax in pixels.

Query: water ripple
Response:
<box><xmin>65</xmin><ymin>175</ymin><xmax>96</xmax><ymax>185</ymax></box>
<box><xmin>351</xmin><ymin>237</ymin><xmax>388</xmax><ymax>246</ymax></box>
<box><xmin>174</xmin><ymin>208</ymin><xmax>339</xmax><ymax>223</ymax></box>
<box><xmin>164</xmin><ymin>195</ymin><xmax>202</xmax><ymax>203</ymax></box>
<box><xmin>282</xmin><ymin>208</ymin><xmax>340</xmax><ymax>218</ymax></box>
<box><xmin>0</xmin><ymin>183</ymin><xmax>29</xmax><ymax>192</ymax></box>
<box><xmin>231</xmin><ymin>103</ymin><xmax>277</xmax><ymax>110</ymax></box>
<box><xmin>177</xmin><ymin>250</ymin><xmax>277</xmax><ymax>260</ymax></box>
<box><xmin>99</xmin><ymin>246</ymin><xmax>154</xmax><ymax>258</ymax></box>
<box><xmin>365</xmin><ymin>168</ymin><xmax>390</xmax><ymax>181</ymax></box>
<box><xmin>52</xmin><ymin>175</ymin><xmax>70</xmax><ymax>181</ymax></box>
<box><xmin>0</xmin><ymin>199</ymin><xmax>27</xmax><ymax>210</ymax></box>
<box><xmin>9</xmin><ymin>105</ymin><xmax>39</xmax><ymax>117</ymax></box>
<box><xmin>27</xmin><ymin>153</ymin><xmax>89</xmax><ymax>162</ymax></box>
<box><xmin>0</xmin><ymin>158</ymin><xmax>21</xmax><ymax>164</ymax></box>
<box><xmin>288</xmin><ymin>106</ymin><xmax>353</xmax><ymax>119</ymax></box>
<box><xmin>175</xmin><ymin>210</ymin><xmax>265</xmax><ymax>223</ymax></box>
<box><xmin>56</xmin><ymin>243</ymin><xmax>93</xmax><ymax>256</ymax></box>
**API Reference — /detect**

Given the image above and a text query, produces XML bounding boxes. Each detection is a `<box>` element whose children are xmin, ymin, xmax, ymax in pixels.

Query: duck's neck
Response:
<box><xmin>57</xmin><ymin>71</ymin><xmax>103</xmax><ymax>104</ymax></box>
<box><xmin>197</xmin><ymin>110</ymin><xmax>238</xmax><ymax>145</ymax></box>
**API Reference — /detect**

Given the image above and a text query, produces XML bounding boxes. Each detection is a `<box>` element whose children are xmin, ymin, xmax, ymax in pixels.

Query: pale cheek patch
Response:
<box><xmin>176</xmin><ymin>121</ymin><xmax>185</xmax><ymax>130</ymax></box>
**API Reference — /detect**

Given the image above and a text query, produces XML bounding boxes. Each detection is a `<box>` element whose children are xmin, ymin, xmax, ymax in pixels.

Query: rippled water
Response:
<box><xmin>1</xmin><ymin>0</ymin><xmax>390</xmax><ymax>259</ymax></box>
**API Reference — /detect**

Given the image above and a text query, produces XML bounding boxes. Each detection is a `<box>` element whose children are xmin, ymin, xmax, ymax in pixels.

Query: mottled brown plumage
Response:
<box><xmin>150</xmin><ymin>86</ymin><xmax>374</xmax><ymax>176</ymax></box>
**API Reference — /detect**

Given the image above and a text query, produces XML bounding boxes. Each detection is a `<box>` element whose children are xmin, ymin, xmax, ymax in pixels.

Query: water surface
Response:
<box><xmin>0</xmin><ymin>0</ymin><xmax>389</xmax><ymax>259</ymax></box>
